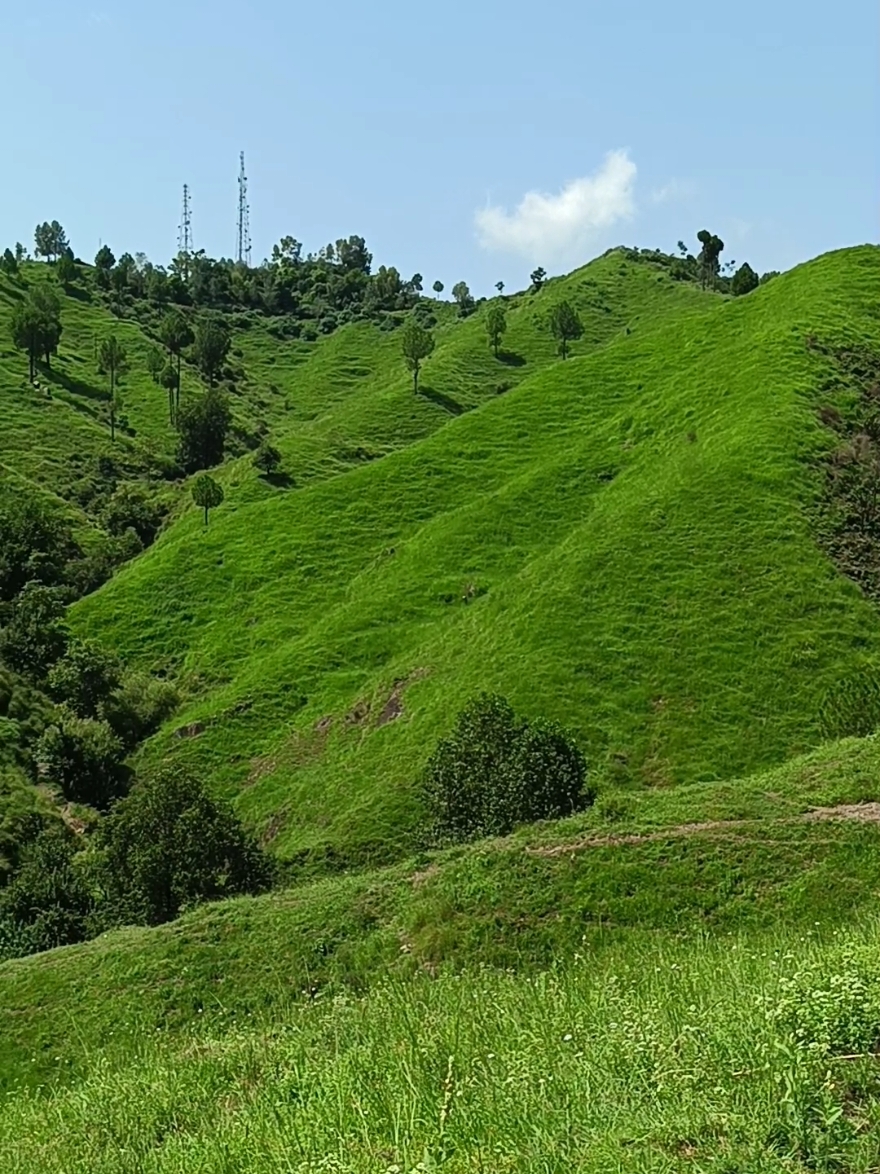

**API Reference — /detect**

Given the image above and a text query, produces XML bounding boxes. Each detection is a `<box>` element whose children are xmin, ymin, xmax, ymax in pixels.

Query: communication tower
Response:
<box><xmin>237</xmin><ymin>152</ymin><xmax>252</xmax><ymax>266</ymax></box>
<box><xmin>178</xmin><ymin>183</ymin><xmax>193</xmax><ymax>279</ymax></box>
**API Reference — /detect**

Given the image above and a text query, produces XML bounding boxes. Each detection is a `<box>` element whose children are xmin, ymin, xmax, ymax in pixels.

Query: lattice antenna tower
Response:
<box><xmin>237</xmin><ymin>152</ymin><xmax>252</xmax><ymax>266</ymax></box>
<box><xmin>178</xmin><ymin>183</ymin><xmax>193</xmax><ymax>280</ymax></box>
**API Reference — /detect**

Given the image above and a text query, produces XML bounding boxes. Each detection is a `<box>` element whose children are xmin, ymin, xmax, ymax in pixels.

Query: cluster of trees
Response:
<box><xmin>420</xmin><ymin>693</ymin><xmax>593</xmax><ymax>844</ymax></box>
<box><xmin>10</xmin><ymin>285</ymin><xmax>62</xmax><ymax>380</ymax></box>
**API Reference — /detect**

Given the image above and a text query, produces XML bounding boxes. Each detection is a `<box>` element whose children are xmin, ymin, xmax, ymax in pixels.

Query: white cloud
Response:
<box><xmin>650</xmin><ymin>178</ymin><xmax>695</xmax><ymax>204</ymax></box>
<box><xmin>475</xmin><ymin>150</ymin><xmax>636</xmax><ymax>264</ymax></box>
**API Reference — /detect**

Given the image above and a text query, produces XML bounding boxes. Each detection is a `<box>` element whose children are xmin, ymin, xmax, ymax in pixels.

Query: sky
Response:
<box><xmin>2</xmin><ymin>0</ymin><xmax>877</xmax><ymax>295</ymax></box>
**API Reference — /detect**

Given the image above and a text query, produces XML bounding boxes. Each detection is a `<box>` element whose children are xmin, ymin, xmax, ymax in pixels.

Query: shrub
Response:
<box><xmin>0</xmin><ymin>582</ymin><xmax>69</xmax><ymax>681</ymax></box>
<box><xmin>0</xmin><ymin>824</ymin><xmax>93</xmax><ymax>960</ymax></box>
<box><xmin>36</xmin><ymin>713</ymin><xmax>127</xmax><ymax>808</ymax></box>
<box><xmin>101</xmin><ymin>671</ymin><xmax>178</xmax><ymax>750</ymax></box>
<box><xmin>420</xmin><ymin>693</ymin><xmax>591</xmax><ymax>844</ymax></box>
<box><xmin>253</xmin><ymin>441</ymin><xmax>282</xmax><ymax>475</ymax></box>
<box><xmin>731</xmin><ymin>262</ymin><xmax>759</xmax><ymax>297</ymax></box>
<box><xmin>99</xmin><ymin>766</ymin><xmax>271</xmax><ymax>926</ymax></box>
<box><xmin>48</xmin><ymin>638</ymin><xmax>122</xmax><ymax>718</ymax></box>
<box><xmin>101</xmin><ymin>483</ymin><xmax>165</xmax><ymax>546</ymax></box>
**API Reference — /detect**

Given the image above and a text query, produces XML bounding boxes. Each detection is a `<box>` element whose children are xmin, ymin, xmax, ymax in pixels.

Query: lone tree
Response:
<box><xmin>485</xmin><ymin>302</ymin><xmax>507</xmax><ymax>358</ymax></box>
<box><xmin>98</xmin><ymin>335</ymin><xmax>128</xmax><ymax>441</ymax></box>
<box><xmin>253</xmin><ymin>441</ymin><xmax>282</xmax><ymax>475</ymax></box>
<box><xmin>192</xmin><ymin>315</ymin><xmax>230</xmax><ymax>388</ymax></box>
<box><xmin>192</xmin><ymin>473</ymin><xmax>224</xmax><ymax>526</ymax></box>
<box><xmin>94</xmin><ymin>245</ymin><xmax>116</xmax><ymax>290</ymax></box>
<box><xmin>158</xmin><ymin>308</ymin><xmax>194</xmax><ymax>418</ymax></box>
<box><xmin>56</xmin><ymin>250</ymin><xmax>77</xmax><ymax>291</ymax></box>
<box><xmin>530</xmin><ymin>266</ymin><xmax>547</xmax><ymax>291</ymax></box>
<box><xmin>432</xmin><ymin>280</ymin><xmax>444</xmax><ymax>299</ymax></box>
<box><xmin>400</xmin><ymin>316</ymin><xmax>435</xmax><ymax>394</ymax></box>
<box><xmin>731</xmin><ymin>261</ymin><xmax>759</xmax><ymax>297</ymax></box>
<box><xmin>34</xmin><ymin>221</ymin><xmax>68</xmax><ymax>264</ymax></box>
<box><xmin>1</xmin><ymin>247</ymin><xmax>19</xmax><ymax>276</ymax></box>
<box><xmin>548</xmin><ymin>300</ymin><xmax>583</xmax><ymax>360</ymax></box>
<box><xmin>451</xmin><ymin>281</ymin><xmax>474</xmax><ymax>316</ymax></box>
<box><xmin>696</xmin><ymin>229</ymin><xmax>724</xmax><ymax>290</ymax></box>
<box><xmin>177</xmin><ymin>387</ymin><xmax>231</xmax><ymax>472</ymax></box>
<box><xmin>495</xmin><ymin>281</ymin><xmax>504</xmax><ymax>294</ymax></box>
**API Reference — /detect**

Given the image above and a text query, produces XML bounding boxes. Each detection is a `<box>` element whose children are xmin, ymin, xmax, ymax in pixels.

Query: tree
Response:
<box><xmin>0</xmin><ymin>824</ymin><xmax>93</xmax><ymax>957</ymax></box>
<box><xmin>11</xmin><ymin>287</ymin><xmax>62</xmax><ymax>378</ymax></box>
<box><xmin>158</xmin><ymin>308</ymin><xmax>194</xmax><ymax>419</ymax></box>
<box><xmin>731</xmin><ymin>261</ymin><xmax>759</xmax><ymax>296</ymax></box>
<box><xmin>56</xmin><ymin>250</ymin><xmax>76</xmax><ymax>290</ymax></box>
<box><xmin>696</xmin><ymin>229</ymin><xmax>724</xmax><ymax>290</ymax></box>
<box><xmin>548</xmin><ymin>300</ymin><xmax>583</xmax><ymax>359</ymax></box>
<box><xmin>495</xmin><ymin>281</ymin><xmax>504</xmax><ymax>294</ymax></box>
<box><xmin>419</xmin><ymin>693</ymin><xmax>591</xmax><ymax>844</ymax></box>
<box><xmin>94</xmin><ymin>245</ymin><xmax>115</xmax><ymax>272</ymax></box>
<box><xmin>485</xmin><ymin>302</ymin><xmax>507</xmax><ymax>358</ymax></box>
<box><xmin>0</xmin><ymin>582</ymin><xmax>69</xmax><ymax>681</ymax></box>
<box><xmin>192</xmin><ymin>315</ymin><xmax>230</xmax><ymax>388</ymax></box>
<box><xmin>192</xmin><ymin>473</ymin><xmax>224</xmax><ymax>525</ymax></box>
<box><xmin>409</xmin><ymin>273</ymin><xmax>423</xmax><ymax>295</ymax></box>
<box><xmin>36</xmin><ymin>713</ymin><xmax>126</xmax><ymax>807</ymax></box>
<box><xmin>432</xmin><ymin>280</ymin><xmax>444</xmax><ymax>299</ymax></box>
<box><xmin>34</xmin><ymin>221</ymin><xmax>68</xmax><ymax>263</ymax></box>
<box><xmin>30</xmin><ymin>284</ymin><xmax>62</xmax><ymax>368</ymax></box>
<box><xmin>99</xmin><ymin>766</ymin><xmax>270</xmax><ymax>926</ymax></box>
<box><xmin>102</xmin><ymin>483</ymin><xmax>164</xmax><ymax>546</ymax></box>
<box><xmin>530</xmin><ymin>266</ymin><xmax>547</xmax><ymax>291</ymax></box>
<box><xmin>253</xmin><ymin>441</ymin><xmax>282</xmax><ymax>475</ymax></box>
<box><xmin>400</xmin><ymin>317</ymin><xmax>435</xmax><ymax>394</ymax></box>
<box><xmin>48</xmin><ymin>638</ymin><xmax>122</xmax><ymax>718</ymax></box>
<box><xmin>98</xmin><ymin>335</ymin><xmax>128</xmax><ymax>441</ymax></box>
<box><xmin>177</xmin><ymin>388</ymin><xmax>231</xmax><ymax>472</ymax></box>
<box><xmin>0</xmin><ymin>248</ymin><xmax>17</xmax><ymax>276</ymax></box>
<box><xmin>0</xmin><ymin>488</ymin><xmax>77</xmax><ymax>601</ymax></box>
<box><xmin>451</xmin><ymin>281</ymin><xmax>473</xmax><ymax>315</ymax></box>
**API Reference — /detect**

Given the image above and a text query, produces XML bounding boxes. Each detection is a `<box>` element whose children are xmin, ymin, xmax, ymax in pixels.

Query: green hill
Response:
<box><xmin>64</xmin><ymin>244</ymin><xmax>880</xmax><ymax>867</ymax></box>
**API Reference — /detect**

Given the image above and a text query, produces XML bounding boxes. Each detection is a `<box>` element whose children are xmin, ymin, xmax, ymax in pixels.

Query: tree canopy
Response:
<box><xmin>192</xmin><ymin>473</ymin><xmax>225</xmax><ymax>525</ymax></box>
<box><xmin>400</xmin><ymin>317</ymin><xmax>435</xmax><ymax>394</ymax></box>
<box><xmin>548</xmin><ymin>301</ymin><xmax>583</xmax><ymax>359</ymax></box>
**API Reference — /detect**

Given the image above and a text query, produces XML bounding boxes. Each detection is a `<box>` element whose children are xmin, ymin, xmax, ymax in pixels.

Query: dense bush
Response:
<box><xmin>0</xmin><ymin>582</ymin><xmax>69</xmax><ymax>681</ymax></box>
<box><xmin>48</xmin><ymin>638</ymin><xmax>122</xmax><ymax>718</ymax></box>
<box><xmin>0</xmin><ymin>490</ymin><xmax>78</xmax><ymax>602</ymax></box>
<box><xmin>420</xmin><ymin>693</ymin><xmax>591</xmax><ymax>844</ymax></box>
<box><xmin>0</xmin><ymin>823</ymin><xmax>93</xmax><ymax>959</ymax></box>
<box><xmin>100</xmin><ymin>671</ymin><xmax>178</xmax><ymax>750</ymax></box>
<box><xmin>99</xmin><ymin>766</ymin><xmax>271</xmax><ymax>926</ymax></box>
<box><xmin>101</xmin><ymin>483</ymin><xmax>166</xmax><ymax>546</ymax></box>
<box><xmin>36</xmin><ymin>712</ymin><xmax>127</xmax><ymax>808</ymax></box>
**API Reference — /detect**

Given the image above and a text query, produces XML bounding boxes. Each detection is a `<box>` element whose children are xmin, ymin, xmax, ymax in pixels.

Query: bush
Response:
<box><xmin>101</xmin><ymin>671</ymin><xmax>178</xmax><ymax>750</ymax></box>
<box><xmin>253</xmin><ymin>441</ymin><xmax>282</xmax><ymax>475</ymax></box>
<box><xmin>48</xmin><ymin>638</ymin><xmax>122</xmax><ymax>718</ymax></box>
<box><xmin>0</xmin><ymin>582</ymin><xmax>69</xmax><ymax>681</ymax></box>
<box><xmin>36</xmin><ymin>712</ymin><xmax>127</xmax><ymax>808</ymax></box>
<box><xmin>101</xmin><ymin>483</ymin><xmax>165</xmax><ymax>546</ymax></box>
<box><xmin>0</xmin><ymin>824</ymin><xmax>93</xmax><ymax>960</ymax></box>
<box><xmin>99</xmin><ymin>766</ymin><xmax>271</xmax><ymax>926</ymax></box>
<box><xmin>420</xmin><ymin>693</ymin><xmax>591</xmax><ymax>844</ymax></box>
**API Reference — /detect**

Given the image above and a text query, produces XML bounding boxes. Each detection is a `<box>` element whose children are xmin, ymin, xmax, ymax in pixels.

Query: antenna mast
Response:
<box><xmin>178</xmin><ymin>183</ymin><xmax>193</xmax><ymax>280</ymax></box>
<box><xmin>237</xmin><ymin>152</ymin><xmax>252</xmax><ymax>266</ymax></box>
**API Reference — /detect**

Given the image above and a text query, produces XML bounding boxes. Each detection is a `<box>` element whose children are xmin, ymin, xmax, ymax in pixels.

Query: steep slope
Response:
<box><xmin>73</xmin><ymin>246</ymin><xmax>880</xmax><ymax>863</ymax></box>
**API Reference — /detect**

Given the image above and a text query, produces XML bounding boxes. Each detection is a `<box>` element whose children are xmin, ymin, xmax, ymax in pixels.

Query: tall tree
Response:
<box><xmin>98</xmin><ymin>336</ymin><xmax>128</xmax><ymax>441</ymax></box>
<box><xmin>192</xmin><ymin>315</ymin><xmax>230</xmax><ymax>388</ymax></box>
<box><xmin>56</xmin><ymin>251</ymin><xmax>76</xmax><ymax>291</ymax></box>
<box><xmin>495</xmin><ymin>281</ymin><xmax>505</xmax><ymax>294</ymax></box>
<box><xmin>696</xmin><ymin>230</ymin><xmax>724</xmax><ymax>290</ymax></box>
<box><xmin>548</xmin><ymin>300</ymin><xmax>583</xmax><ymax>360</ymax></box>
<box><xmin>176</xmin><ymin>388</ymin><xmax>231</xmax><ymax>472</ymax></box>
<box><xmin>0</xmin><ymin>248</ymin><xmax>18</xmax><ymax>276</ymax></box>
<box><xmin>30</xmin><ymin>285</ymin><xmax>62</xmax><ymax>368</ymax></box>
<box><xmin>432</xmin><ymin>280</ymin><xmax>444</xmax><ymax>299</ymax></box>
<box><xmin>485</xmin><ymin>302</ymin><xmax>507</xmax><ymax>358</ymax></box>
<box><xmin>731</xmin><ymin>261</ymin><xmax>759</xmax><ymax>297</ymax></box>
<box><xmin>192</xmin><ymin>473</ymin><xmax>224</xmax><ymax>526</ymax></box>
<box><xmin>158</xmin><ymin>309</ymin><xmax>193</xmax><ymax>419</ymax></box>
<box><xmin>530</xmin><ymin>266</ymin><xmax>547</xmax><ymax>291</ymax></box>
<box><xmin>400</xmin><ymin>317</ymin><xmax>435</xmax><ymax>394</ymax></box>
<box><xmin>10</xmin><ymin>287</ymin><xmax>62</xmax><ymax>378</ymax></box>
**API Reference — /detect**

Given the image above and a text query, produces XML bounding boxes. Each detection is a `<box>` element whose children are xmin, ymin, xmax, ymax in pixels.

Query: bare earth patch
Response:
<box><xmin>803</xmin><ymin>802</ymin><xmax>880</xmax><ymax>823</ymax></box>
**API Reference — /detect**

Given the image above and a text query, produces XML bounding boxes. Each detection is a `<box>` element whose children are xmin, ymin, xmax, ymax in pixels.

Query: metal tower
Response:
<box><xmin>237</xmin><ymin>152</ymin><xmax>252</xmax><ymax>266</ymax></box>
<box><xmin>178</xmin><ymin>183</ymin><xmax>193</xmax><ymax>280</ymax></box>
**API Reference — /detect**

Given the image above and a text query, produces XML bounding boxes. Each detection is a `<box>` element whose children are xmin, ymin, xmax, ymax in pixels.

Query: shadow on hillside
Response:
<box><xmin>46</xmin><ymin>367</ymin><xmax>107</xmax><ymax>402</ymax></box>
<box><xmin>262</xmin><ymin>471</ymin><xmax>295</xmax><ymax>489</ymax></box>
<box><xmin>64</xmin><ymin>285</ymin><xmax>92</xmax><ymax>303</ymax></box>
<box><xmin>420</xmin><ymin>385</ymin><xmax>464</xmax><ymax>415</ymax></box>
<box><xmin>497</xmin><ymin>350</ymin><xmax>526</xmax><ymax>367</ymax></box>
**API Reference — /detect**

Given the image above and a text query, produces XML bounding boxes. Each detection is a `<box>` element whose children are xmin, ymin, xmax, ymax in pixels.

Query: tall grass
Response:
<box><xmin>4</xmin><ymin>924</ymin><xmax>880</xmax><ymax>1172</ymax></box>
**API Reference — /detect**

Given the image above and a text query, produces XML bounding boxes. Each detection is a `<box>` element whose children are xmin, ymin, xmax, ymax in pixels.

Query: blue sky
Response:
<box><xmin>2</xmin><ymin>0</ymin><xmax>877</xmax><ymax>294</ymax></box>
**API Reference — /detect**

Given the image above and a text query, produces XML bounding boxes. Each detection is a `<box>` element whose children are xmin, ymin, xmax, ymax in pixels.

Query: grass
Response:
<box><xmin>4</xmin><ymin>918</ymin><xmax>880</xmax><ymax>1171</ymax></box>
<box><xmin>65</xmin><ymin>244</ymin><xmax>880</xmax><ymax>868</ymax></box>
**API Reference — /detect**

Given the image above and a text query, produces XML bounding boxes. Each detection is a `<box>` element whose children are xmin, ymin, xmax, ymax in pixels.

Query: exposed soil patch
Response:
<box><xmin>804</xmin><ymin>802</ymin><xmax>880</xmax><ymax>823</ymax></box>
<box><xmin>260</xmin><ymin>808</ymin><xmax>290</xmax><ymax>846</ymax></box>
<box><xmin>374</xmin><ymin>668</ymin><xmax>429</xmax><ymax>729</ymax></box>
<box><xmin>345</xmin><ymin>700</ymin><xmax>370</xmax><ymax>727</ymax></box>
<box><xmin>175</xmin><ymin>721</ymin><xmax>205</xmax><ymax>739</ymax></box>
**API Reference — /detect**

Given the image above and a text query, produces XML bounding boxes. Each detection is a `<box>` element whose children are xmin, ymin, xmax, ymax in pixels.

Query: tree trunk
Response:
<box><xmin>413</xmin><ymin>365</ymin><xmax>419</xmax><ymax>395</ymax></box>
<box><xmin>176</xmin><ymin>354</ymin><xmax>182</xmax><ymax>415</ymax></box>
<box><xmin>204</xmin><ymin>504</ymin><xmax>209</xmax><ymax>526</ymax></box>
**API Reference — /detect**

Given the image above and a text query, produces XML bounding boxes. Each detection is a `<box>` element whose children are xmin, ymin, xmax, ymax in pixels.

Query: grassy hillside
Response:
<box><xmin>3</xmin><ymin>734</ymin><xmax>880</xmax><ymax>1169</ymax></box>
<box><xmin>67</xmin><ymin>244</ymin><xmax>880</xmax><ymax>867</ymax></box>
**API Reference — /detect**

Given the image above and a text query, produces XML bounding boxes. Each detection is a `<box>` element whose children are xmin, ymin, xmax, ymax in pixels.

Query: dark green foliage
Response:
<box><xmin>548</xmin><ymin>300</ymin><xmax>584</xmax><ymax>359</ymax></box>
<box><xmin>36</xmin><ymin>712</ymin><xmax>126</xmax><ymax>808</ymax></box>
<box><xmin>0</xmin><ymin>824</ymin><xmax>92</xmax><ymax>960</ymax></box>
<box><xmin>101</xmin><ymin>482</ymin><xmax>165</xmax><ymax>546</ymax></box>
<box><xmin>420</xmin><ymin>693</ymin><xmax>590</xmax><ymax>844</ymax></box>
<box><xmin>0</xmin><ymin>583</ymin><xmax>69</xmax><ymax>681</ymax></box>
<box><xmin>94</xmin><ymin>245</ymin><xmax>115</xmax><ymax>273</ymax></box>
<box><xmin>0</xmin><ymin>669</ymin><xmax>54</xmax><ymax>771</ymax></box>
<box><xmin>99</xmin><ymin>767</ymin><xmax>270</xmax><ymax>926</ymax></box>
<box><xmin>9</xmin><ymin>285</ymin><xmax>63</xmax><ymax>380</ymax></box>
<box><xmin>530</xmin><ymin>267</ymin><xmax>547</xmax><ymax>291</ymax></box>
<box><xmin>177</xmin><ymin>389</ymin><xmax>231</xmax><ymax>472</ymax></box>
<box><xmin>760</xmin><ymin>270</ymin><xmax>780</xmax><ymax>285</ymax></box>
<box><xmin>99</xmin><ymin>671</ymin><xmax>178</xmax><ymax>751</ymax></box>
<box><xmin>48</xmin><ymin>639</ymin><xmax>122</xmax><ymax>719</ymax></box>
<box><xmin>33</xmin><ymin>221</ymin><xmax>68</xmax><ymax>264</ymax></box>
<box><xmin>1</xmin><ymin>247</ymin><xmax>19</xmax><ymax>276</ymax></box>
<box><xmin>252</xmin><ymin>441</ymin><xmax>282</xmax><ymax>475</ymax></box>
<box><xmin>432</xmin><ymin>280</ymin><xmax>444</xmax><ymax>298</ymax></box>
<box><xmin>97</xmin><ymin>335</ymin><xmax>128</xmax><ymax>440</ymax></box>
<box><xmin>731</xmin><ymin>262</ymin><xmax>759</xmax><ymax>296</ymax></box>
<box><xmin>485</xmin><ymin>302</ymin><xmax>507</xmax><ymax>357</ymax></box>
<box><xmin>158</xmin><ymin>308</ymin><xmax>194</xmax><ymax>418</ymax></box>
<box><xmin>56</xmin><ymin>251</ymin><xmax>77</xmax><ymax>290</ymax></box>
<box><xmin>192</xmin><ymin>315</ymin><xmax>231</xmax><ymax>388</ymax></box>
<box><xmin>191</xmin><ymin>473</ymin><xmax>224</xmax><ymax>525</ymax></box>
<box><xmin>451</xmin><ymin>281</ymin><xmax>474</xmax><ymax>316</ymax></box>
<box><xmin>0</xmin><ymin>490</ymin><xmax>77</xmax><ymax>601</ymax></box>
<box><xmin>696</xmin><ymin>229</ymin><xmax>725</xmax><ymax>290</ymax></box>
<box><xmin>400</xmin><ymin>317</ymin><xmax>435</xmax><ymax>394</ymax></box>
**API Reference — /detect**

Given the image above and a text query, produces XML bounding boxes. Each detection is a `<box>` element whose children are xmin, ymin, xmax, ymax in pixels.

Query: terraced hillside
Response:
<box><xmin>63</xmin><ymin>244</ymin><xmax>880</xmax><ymax>866</ymax></box>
